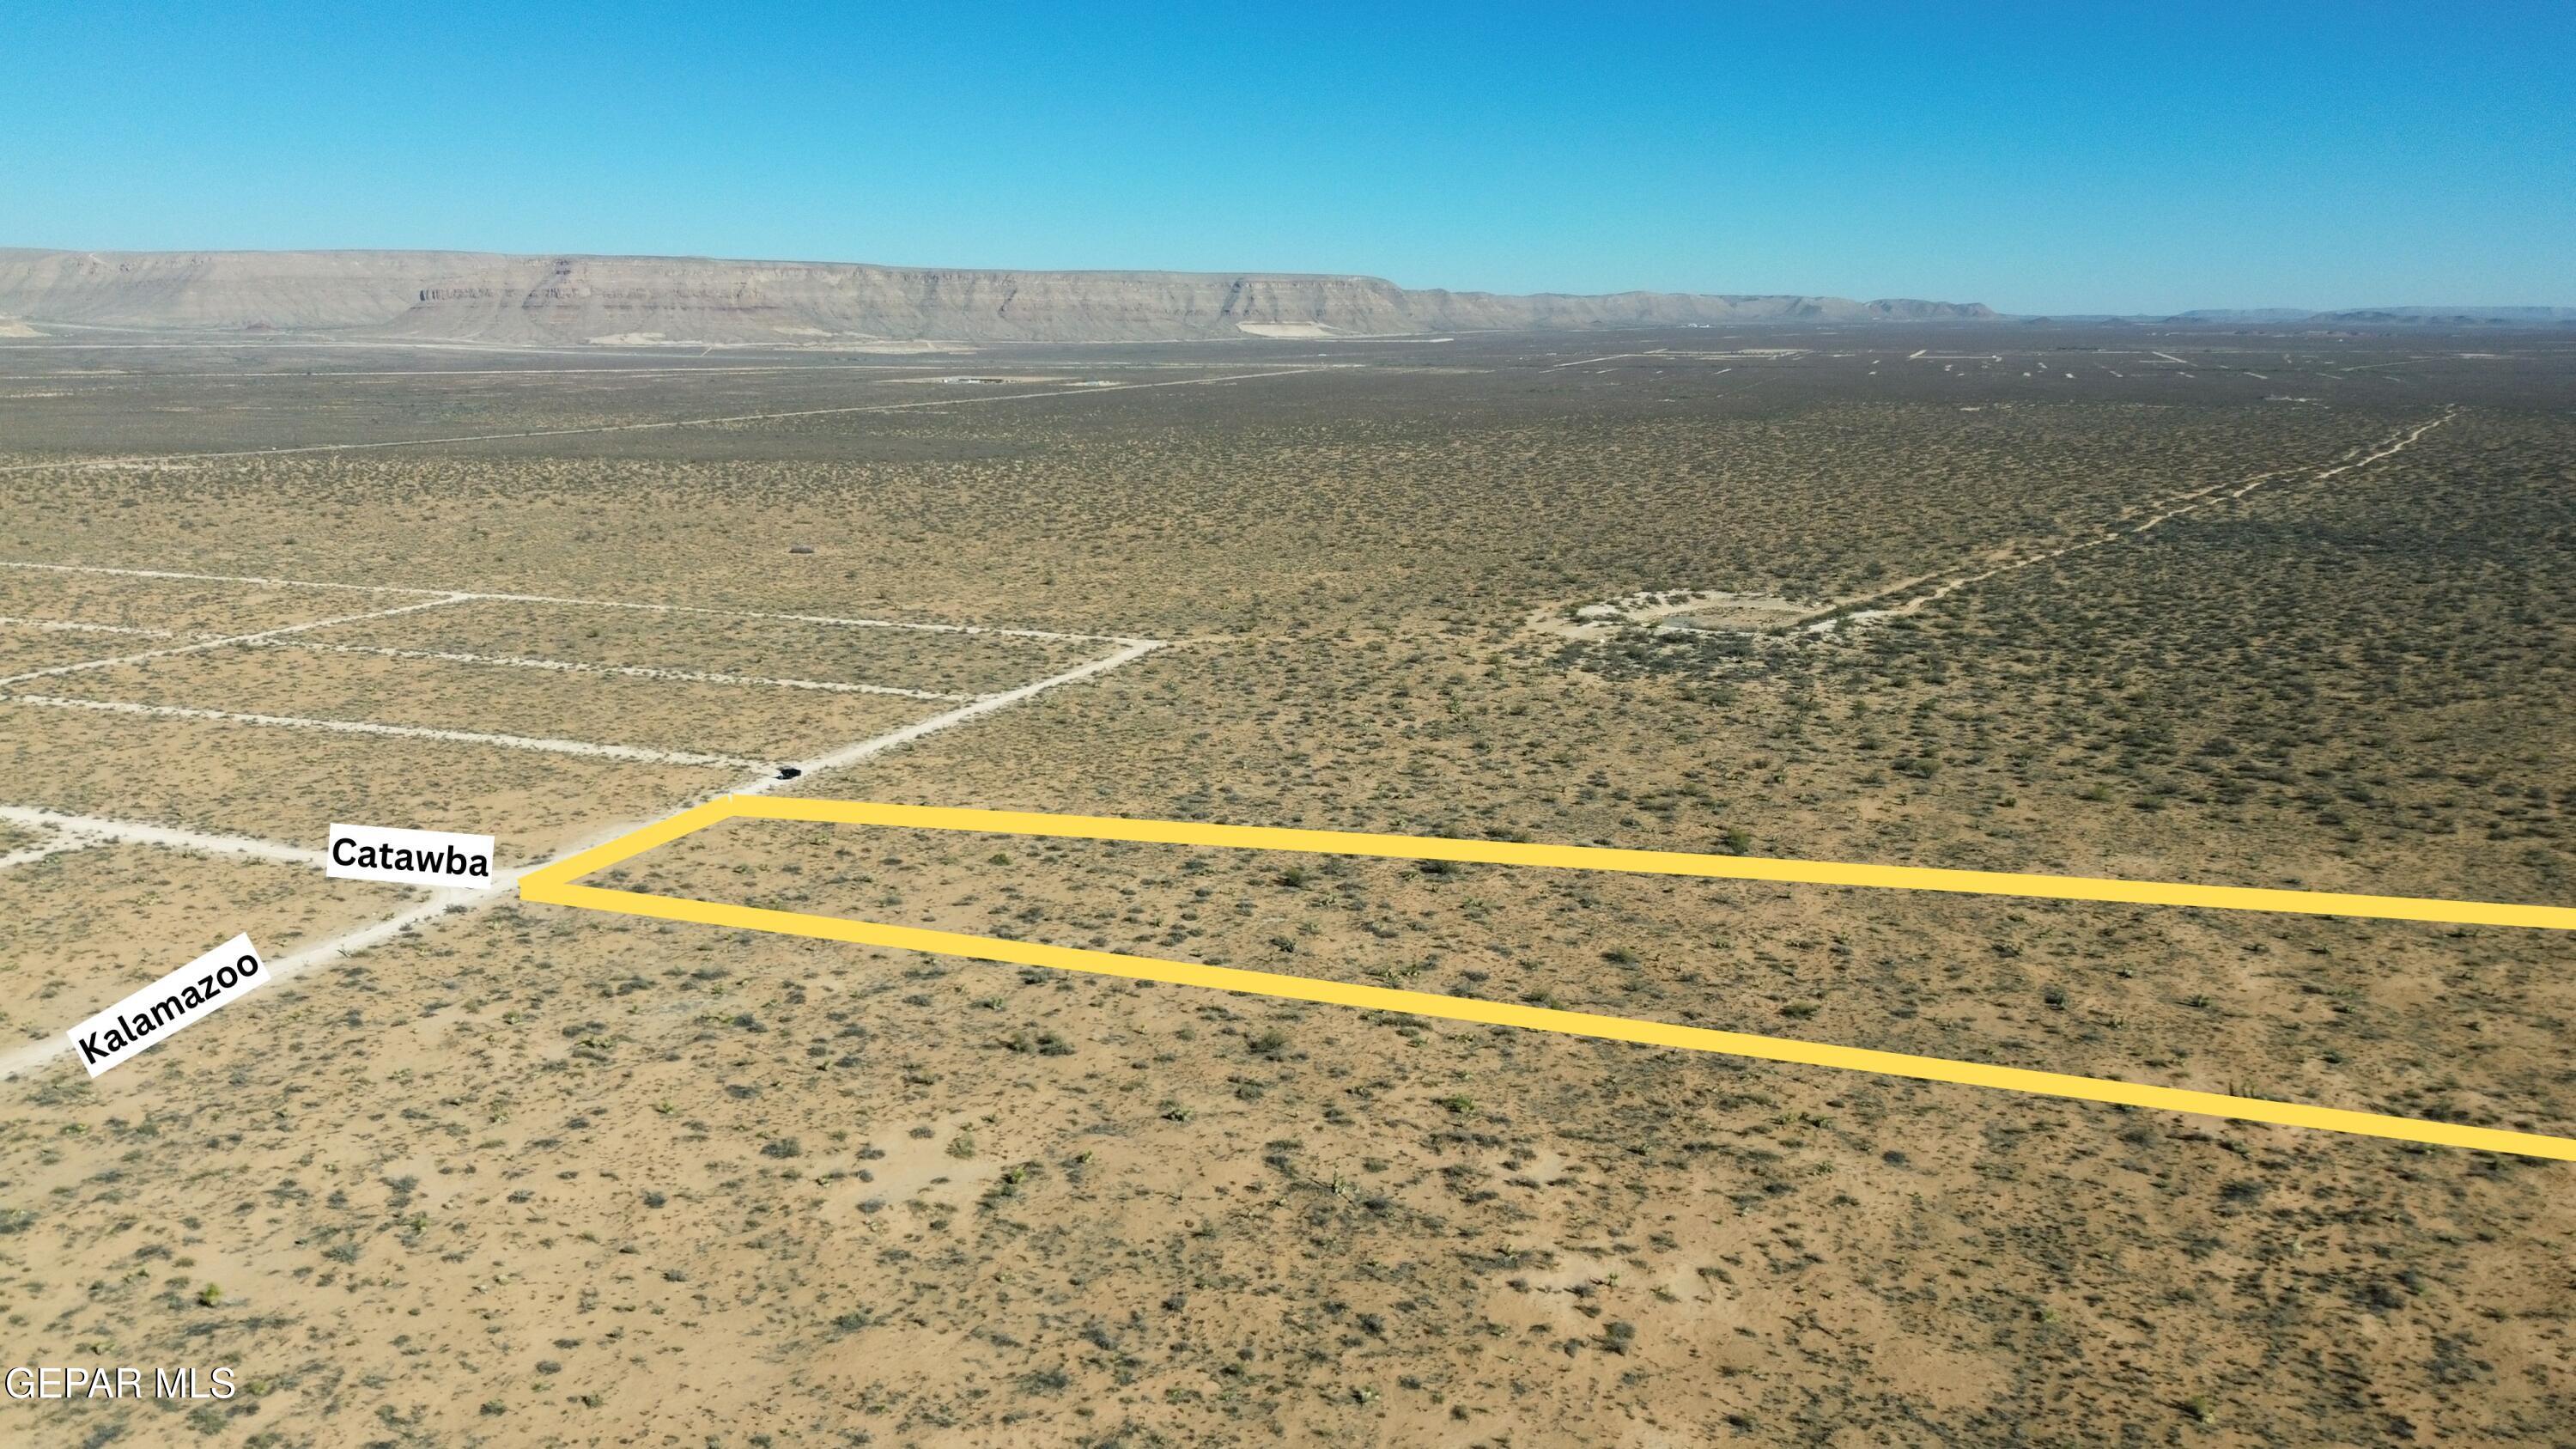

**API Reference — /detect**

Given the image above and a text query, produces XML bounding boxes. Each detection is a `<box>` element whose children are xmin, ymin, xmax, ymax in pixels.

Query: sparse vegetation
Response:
<box><xmin>0</xmin><ymin>329</ymin><xmax>2565</xmax><ymax>1446</ymax></box>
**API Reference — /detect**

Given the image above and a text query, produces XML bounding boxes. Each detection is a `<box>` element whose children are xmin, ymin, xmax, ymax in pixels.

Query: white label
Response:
<box><xmin>68</xmin><ymin>934</ymin><xmax>266</xmax><ymax>1077</ymax></box>
<box><xmin>326</xmin><ymin>823</ymin><xmax>495</xmax><ymax>887</ymax></box>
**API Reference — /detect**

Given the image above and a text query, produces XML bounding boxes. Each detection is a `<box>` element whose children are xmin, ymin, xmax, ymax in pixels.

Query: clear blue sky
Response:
<box><xmin>6</xmin><ymin>2</ymin><xmax>2568</xmax><ymax>314</ymax></box>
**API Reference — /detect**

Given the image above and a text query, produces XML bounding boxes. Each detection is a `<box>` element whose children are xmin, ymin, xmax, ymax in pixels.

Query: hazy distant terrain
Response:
<box><xmin>2161</xmin><ymin>306</ymin><xmax>2576</xmax><ymax>327</ymax></box>
<box><xmin>0</xmin><ymin>248</ymin><xmax>1996</xmax><ymax>344</ymax></box>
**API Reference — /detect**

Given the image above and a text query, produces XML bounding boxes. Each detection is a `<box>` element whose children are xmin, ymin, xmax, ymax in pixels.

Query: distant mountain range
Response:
<box><xmin>0</xmin><ymin>249</ymin><xmax>1993</xmax><ymax>344</ymax></box>
<box><xmin>2044</xmin><ymin>306</ymin><xmax>2576</xmax><ymax>328</ymax></box>
<box><xmin>0</xmin><ymin>251</ymin><xmax>2561</xmax><ymax>344</ymax></box>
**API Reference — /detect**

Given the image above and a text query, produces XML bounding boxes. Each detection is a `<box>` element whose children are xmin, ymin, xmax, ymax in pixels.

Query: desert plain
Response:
<box><xmin>0</xmin><ymin>324</ymin><xmax>2571</xmax><ymax>1446</ymax></box>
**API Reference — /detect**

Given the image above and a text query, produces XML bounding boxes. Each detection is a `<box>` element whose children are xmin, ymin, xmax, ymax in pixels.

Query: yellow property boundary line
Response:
<box><xmin>520</xmin><ymin>798</ymin><xmax>2576</xmax><ymax>1160</ymax></box>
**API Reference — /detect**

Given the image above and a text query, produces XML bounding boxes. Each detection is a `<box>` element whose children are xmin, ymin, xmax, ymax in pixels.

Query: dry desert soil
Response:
<box><xmin>0</xmin><ymin>325</ymin><xmax>2571</xmax><ymax>1446</ymax></box>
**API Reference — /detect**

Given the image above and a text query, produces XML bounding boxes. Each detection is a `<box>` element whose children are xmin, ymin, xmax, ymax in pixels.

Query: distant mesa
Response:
<box><xmin>2040</xmin><ymin>305</ymin><xmax>2576</xmax><ymax>329</ymax></box>
<box><xmin>2296</xmin><ymin>306</ymin><xmax>2576</xmax><ymax>327</ymax></box>
<box><xmin>0</xmin><ymin>248</ymin><xmax>1994</xmax><ymax>345</ymax></box>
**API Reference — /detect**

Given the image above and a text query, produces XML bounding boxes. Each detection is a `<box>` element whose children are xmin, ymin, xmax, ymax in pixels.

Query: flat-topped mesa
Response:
<box><xmin>0</xmin><ymin>248</ymin><xmax>1996</xmax><ymax>344</ymax></box>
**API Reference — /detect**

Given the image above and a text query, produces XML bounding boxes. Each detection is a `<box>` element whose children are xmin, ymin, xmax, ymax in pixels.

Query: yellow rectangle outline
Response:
<box><xmin>520</xmin><ymin>797</ymin><xmax>2576</xmax><ymax>1161</ymax></box>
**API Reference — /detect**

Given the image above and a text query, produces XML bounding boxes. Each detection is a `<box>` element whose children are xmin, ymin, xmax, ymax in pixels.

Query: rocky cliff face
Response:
<box><xmin>0</xmin><ymin>249</ymin><xmax>1994</xmax><ymax>344</ymax></box>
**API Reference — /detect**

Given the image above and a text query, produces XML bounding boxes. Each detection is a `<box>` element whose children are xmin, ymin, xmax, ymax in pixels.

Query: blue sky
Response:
<box><xmin>5</xmin><ymin>2</ymin><xmax>2568</xmax><ymax>314</ymax></box>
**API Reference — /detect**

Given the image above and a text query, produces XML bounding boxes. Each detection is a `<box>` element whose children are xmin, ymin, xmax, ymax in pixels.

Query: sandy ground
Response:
<box><xmin>0</xmin><ymin>329</ymin><xmax>2568</xmax><ymax>1445</ymax></box>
